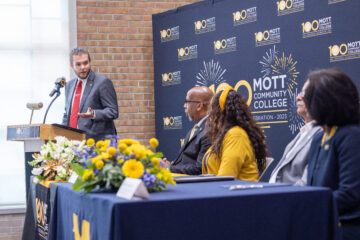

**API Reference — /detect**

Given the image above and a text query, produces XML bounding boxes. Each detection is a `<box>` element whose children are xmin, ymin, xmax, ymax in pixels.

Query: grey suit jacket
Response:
<box><xmin>62</xmin><ymin>70</ymin><xmax>118</xmax><ymax>141</ymax></box>
<box><xmin>170</xmin><ymin>118</ymin><xmax>211</xmax><ymax>175</ymax></box>
<box><xmin>270</xmin><ymin>122</ymin><xmax>322</xmax><ymax>185</ymax></box>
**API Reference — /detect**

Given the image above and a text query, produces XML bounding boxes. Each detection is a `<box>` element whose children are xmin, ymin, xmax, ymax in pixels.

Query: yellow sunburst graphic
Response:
<box><xmin>271</xmin><ymin>52</ymin><xmax>299</xmax><ymax>95</ymax></box>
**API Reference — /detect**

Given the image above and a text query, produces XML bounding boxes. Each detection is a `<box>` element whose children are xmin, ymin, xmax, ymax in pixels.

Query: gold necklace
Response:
<box><xmin>321</xmin><ymin>126</ymin><xmax>338</xmax><ymax>146</ymax></box>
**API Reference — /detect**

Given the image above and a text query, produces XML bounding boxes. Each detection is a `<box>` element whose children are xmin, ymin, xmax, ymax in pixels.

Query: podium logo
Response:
<box><xmin>161</xmin><ymin>71</ymin><xmax>181</xmax><ymax>86</ymax></box>
<box><xmin>163</xmin><ymin>116</ymin><xmax>182</xmax><ymax>130</ymax></box>
<box><xmin>329</xmin><ymin>41</ymin><xmax>360</xmax><ymax>62</ymax></box>
<box><xmin>194</xmin><ymin>17</ymin><xmax>216</xmax><ymax>34</ymax></box>
<box><xmin>233</xmin><ymin>7</ymin><xmax>257</xmax><ymax>26</ymax></box>
<box><xmin>160</xmin><ymin>26</ymin><xmax>179</xmax><ymax>43</ymax></box>
<box><xmin>178</xmin><ymin>45</ymin><xmax>198</xmax><ymax>61</ymax></box>
<box><xmin>213</xmin><ymin>37</ymin><xmax>237</xmax><ymax>54</ymax></box>
<box><xmin>277</xmin><ymin>0</ymin><xmax>304</xmax><ymax>16</ymax></box>
<box><xmin>302</xmin><ymin>17</ymin><xmax>332</xmax><ymax>38</ymax></box>
<box><xmin>255</xmin><ymin>28</ymin><xmax>280</xmax><ymax>47</ymax></box>
<box><xmin>328</xmin><ymin>0</ymin><xmax>346</xmax><ymax>4</ymax></box>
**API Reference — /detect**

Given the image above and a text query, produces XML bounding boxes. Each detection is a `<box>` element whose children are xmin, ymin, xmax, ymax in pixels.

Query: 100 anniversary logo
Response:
<box><xmin>213</xmin><ymin>37</ymin><xmax>237</xmax><ymax>54</ymax></box>
<box><xmin>194</xmin><ymin>17</ymin><xmax>216</xmax><ymax>34</ymax></box>
<box><xmin>161</xmin><ymin>71</ymin><xmax>181</xmax><ymax>86</ymax></box>
<box><xmin>160</xmin><ymin>26</ymin><xmax>179</xmax><ymax>43</ymax></box>
<box><xmin>163</xmin><ymin>116</ymin><xmax>182</xmax><ymax>130</ymax></box>
<box><xmin>255</xmin><ymin>28</ymin><xmax>280</xmax><ymax>47</ymax></box>
<box><xmin>233</xmin><ymin>7</ymin><xmax>257</xmax><ymax>26</ymax></box>
<box><xmin>302</xmin><ymin>17</ymin><xmax>332</xmax><ymax>38</ymax></box>
<box><xmin>277</xmin><ymin>0</ymin><xmax>304</xmax><ymax>16</ymax></box>
<box><xmin>177</xmin><ymin>45</ymin><xmax>198</xmax><ymax>61</ymax></box>
<box><xmin>329</xmin><ymin>40</ymin><xmax>360</xmax><ymax>62</ymax></box>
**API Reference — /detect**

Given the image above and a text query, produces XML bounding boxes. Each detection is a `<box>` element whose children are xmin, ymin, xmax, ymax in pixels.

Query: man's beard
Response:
<box><xmin>76</xmin><ymin>68</ymin><xmax>91</xmax><ymax>79</ymax></box>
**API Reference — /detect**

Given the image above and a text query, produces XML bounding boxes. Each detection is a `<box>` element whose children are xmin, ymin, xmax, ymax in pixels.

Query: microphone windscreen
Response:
<box><xmin>26</xmin><ymin>102</ymin><xmax>43</xmax><ymax>110</ymax></box>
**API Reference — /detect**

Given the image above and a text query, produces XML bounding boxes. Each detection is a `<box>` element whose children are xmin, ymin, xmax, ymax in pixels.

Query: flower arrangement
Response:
<box><xmin>71</xmin><ymin>136</ymin><xmax>175</xmax><ymax>193</ymax></box>
<box><xmin>28</xmin><ymin>136</ymin><xmax>85</xmax><ymax>182</ymax></box>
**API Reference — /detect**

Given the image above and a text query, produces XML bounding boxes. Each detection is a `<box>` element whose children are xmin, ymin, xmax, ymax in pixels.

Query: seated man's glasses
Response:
<box><xmin>184</xmin><ymin>100</ymin><xmax>201</xmax><ymax>104</ymax></box>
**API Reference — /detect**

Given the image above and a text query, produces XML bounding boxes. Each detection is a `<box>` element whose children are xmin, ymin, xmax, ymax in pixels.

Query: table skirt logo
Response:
<box><xmin>163</xmin><ymin>116</ymin><xmax>182</xmax><ymax>130</ymax></box>
<box><xmin>302</xmin><ymin>17</ymin><xmax>332</xmax><ymax>38</ymax></box>
<box><xmin>178</xmin><ymin>45</ymin><xmax>198</xmax><ymax>61</ymax></box>
<box><xmin>194</xmin><ymin>17</ymin><xmax>216</xmax><ymax>34</ymax></box>
<box><xmin>160</xmin><ymin>26</ymin><xmax>179</xmax><ymax>43</ymax></box>
<box><xmin>255</xmin><ymin>28</ymin><xmax>280</xmax><ymax>47</ymax></box>
<box><xmin>328</xmin><ymin>0</ymin><xmax>346</xmax><ymax>4</ymax></box>
<box><xmin>277</xmin><ymin>0</ymin><xmax>304</xmax><ymax>16</ymax></box>
<box><xmin>233</xmin><ymin>7</ymin><xmax>257</xmax><ymax>26</ymax></box>
<box><xmin>213</xmin><ymin>37</ymin><xmax>237</xmax><ymax>54</ymax></box>
<box><xmin>162</xmin><ymin>71</ymin><xmax>181</xmax><ymax>86</ymax></box>
<box><xmin>36</xmin><ymin>197</ymin><xmax>49</xmax><ymax>238</ymax></box>
<box><xmin>329</xmin><ymin>41</ymin><xmax>360</xmax><ymax>62</ymax></box>
<box><xmin>73</xmin><ymin>213</ymin><xmax>90</xmax><ymax>240</ymax></box>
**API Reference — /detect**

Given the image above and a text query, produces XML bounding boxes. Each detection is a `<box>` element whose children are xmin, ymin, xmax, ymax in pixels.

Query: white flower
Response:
<box><xmin>56</xmin><ymin>166</ymin><xmax>67</xmax><ymax>178</ymax></box>
<box><xmin>55</xmin><ymin>136</ymin><xmax>67</xmax><ymax>146</ymax></box>
<box><xmin>31</xmin><ymin>167</ymin><xmax>43</xmax><ymax>176</ymax></box>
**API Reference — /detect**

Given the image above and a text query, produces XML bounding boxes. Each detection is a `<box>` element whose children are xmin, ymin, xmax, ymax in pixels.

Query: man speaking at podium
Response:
<box><xmin>62</xmin><ymin>48</ymin><xmax>118</xmax><ymax>141</ymax></box>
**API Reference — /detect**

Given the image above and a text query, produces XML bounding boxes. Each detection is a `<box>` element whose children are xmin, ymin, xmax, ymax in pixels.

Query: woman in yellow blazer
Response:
<box><xmin>202</xmin><ymin>86</ymin><xmax>267</xmax><ymax>181</ymax></box>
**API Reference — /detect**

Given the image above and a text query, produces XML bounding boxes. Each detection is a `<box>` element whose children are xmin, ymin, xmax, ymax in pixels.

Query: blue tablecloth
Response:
<box><xmin>51</xmin><ymin>181</ymin><xmax>340</xmax><ymax>240</ymax></box>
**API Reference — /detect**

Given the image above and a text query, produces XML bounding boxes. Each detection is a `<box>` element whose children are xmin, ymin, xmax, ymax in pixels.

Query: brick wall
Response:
<box><xmin>76</xmin><ymin>0</ymin><xmax>202</xmax><ymax>143</ymax></box>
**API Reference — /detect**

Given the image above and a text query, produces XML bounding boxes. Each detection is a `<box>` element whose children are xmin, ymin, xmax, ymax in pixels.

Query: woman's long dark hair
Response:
<box><xmin>207</xmin><ymin>90</ymin><xmax>267</xmax><ymax>173</ymax></box>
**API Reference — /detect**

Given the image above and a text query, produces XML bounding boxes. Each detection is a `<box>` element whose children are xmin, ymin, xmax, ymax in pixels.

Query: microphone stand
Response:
<box><xmin>43</xmin><ymin>90</ymin><xmax>61</xmax><ymax>124</ymax></box>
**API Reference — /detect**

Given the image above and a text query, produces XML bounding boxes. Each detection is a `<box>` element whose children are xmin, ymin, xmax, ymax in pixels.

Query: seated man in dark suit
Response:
<box><xmin>162</xmin><ymin>86</ymin><xmax>214</xmax><ymax>175</ymax></box>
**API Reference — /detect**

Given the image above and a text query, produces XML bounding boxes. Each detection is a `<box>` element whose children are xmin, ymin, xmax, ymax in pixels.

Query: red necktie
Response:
<box><xmin>69</xmin><ymin>80</ymin><xmax>83</xmax><ymax>128</ymax></box>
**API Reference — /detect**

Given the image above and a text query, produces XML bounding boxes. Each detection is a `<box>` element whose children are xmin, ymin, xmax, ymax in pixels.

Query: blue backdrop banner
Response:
<box><xmin>152</xmin><ymin>0</ymin><xmax>360</xmax><ymax>179</ymax></box>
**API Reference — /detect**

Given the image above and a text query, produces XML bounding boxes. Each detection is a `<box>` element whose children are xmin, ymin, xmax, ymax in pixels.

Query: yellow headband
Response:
<box><xmin>219</xmin><ymin>86</ymin><xmax>233</xmax><ymax>111</ymax></box>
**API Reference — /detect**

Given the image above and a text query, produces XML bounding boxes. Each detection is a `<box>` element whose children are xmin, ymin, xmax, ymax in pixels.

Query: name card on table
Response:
<box><xmin>116</xmin><ymin>178</ymin><xmax>150</xmax><ymax>200</ymax></box>
<box><xmin>68</xmin><ymin>172</ymin><xmax>79</xmax><ymax>184</ymax></box>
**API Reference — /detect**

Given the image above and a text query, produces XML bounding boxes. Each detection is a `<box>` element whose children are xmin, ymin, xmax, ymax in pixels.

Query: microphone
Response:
<box><xmin>26</xmin><ymin>102</ymin><xmax>43</xmax><ymax>110</ymax></box>
<box><xmin>49</xmin><ymin>77</ymin><xmax>66</xmax><ymax>97</ymax></box>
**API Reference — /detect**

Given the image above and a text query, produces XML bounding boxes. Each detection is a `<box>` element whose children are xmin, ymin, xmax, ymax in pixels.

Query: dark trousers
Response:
<box><xmin>341</xmin><ymin>218</ymin><xmax>360</xmax><ymax>240</ymax></box>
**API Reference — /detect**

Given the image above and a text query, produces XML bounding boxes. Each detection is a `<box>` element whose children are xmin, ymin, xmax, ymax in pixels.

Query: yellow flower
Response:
<box><xmin>118</xmin><ymin>143</ymin><xmax>127</xmax><ymax>151</ymax></box>
<box><xmin>96</xmin><ymin>140</ymin><xmax>104</xmax><ymax>149</ymax></box>
<box><xmin>117</xmin><ymin>157</ymin><xmax>124</xmax><ymax>165</ymax></box>
<box><xmin>151</xmin><ymin>157</ymin><xmax>160</xmax><ymax>166</ymax></box>
<box><xmin>82</xmin><ymin>169</ymin><xmax>93</xmax><ymax>181</ymax></box>
<box><xmin>91</xmin><ymin>155</ymin><xmax>102</xmax><ymax>164</ymax></box>
<box><xmin>128</xmin><ymin>144</ymin><xmax>147</xmax><ymax>159</ymax></box>
<box><xmin>104</xmin><ymin>139</ymin><xmax>111</xmax><ymax>148</ymax></box>
<box><xmin>86</xmin><ymin>138</ymin><xmax>95</xmax><ymax>146</ymax></box>
<box><xmin>95</xmin><ymin>160</ymin><xmax>104</xmax><ymax>170</ymax></box>
<box><xmin>146</xmin><ymin>150</ymin><xmax>154</xmax><ymax>156</ymax></box>
<box><xmin>149</xmin><ymin>138</ymin><xmax>159</xmax><ymax>149</ymax></box>
<box><xmin>122</xmin><ymin>159</ymin><xmax>144</xmax><ymax>178</ymax></box>
<box><xmin>101</xmin><ymin>152</ymin><xmax>111</xmax><ymax>160</ymax></box>
<box><xmin>107</xmin><ymin>147</ymin><xmax>117</xmax><ymax>157</ymax></box>
<box><xmin>160</xmin><ymin>168</ymin><xmax>176</xmax><ymax>185</ymax></box>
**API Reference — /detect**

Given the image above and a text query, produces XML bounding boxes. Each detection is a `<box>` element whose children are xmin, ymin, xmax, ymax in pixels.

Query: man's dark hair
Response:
<box><xmin>70</xmin><ymin>48</ymin><xmax>91</xmax><ymax>64</ymax></box>
<box><xmin>304</xmin><ymin>68</ymin><xmax>360</xmax><ymax>127</ymax></box>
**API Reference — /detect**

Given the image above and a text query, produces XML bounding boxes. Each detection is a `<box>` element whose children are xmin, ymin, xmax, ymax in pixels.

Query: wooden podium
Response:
<box><xmin>6</xmin><ymin>124</ymin><xmax>86</xmax><ymax>197</ymax></box>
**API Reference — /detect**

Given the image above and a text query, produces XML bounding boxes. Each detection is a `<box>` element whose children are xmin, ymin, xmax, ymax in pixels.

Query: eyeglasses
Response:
<box><xmin>184</xmin><ymin>100</ymin><xmax>201</xmax><ymax>104</ymax></box>
<box><xmin>300</xmin><ymin>90</ymin><xmax>306</xmax><ymax>98</ymax></box>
